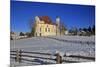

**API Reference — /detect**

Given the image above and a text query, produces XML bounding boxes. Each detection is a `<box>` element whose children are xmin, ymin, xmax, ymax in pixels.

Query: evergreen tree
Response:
<box><xmin>83</xmin><ymin>28</ymin><xmax>88</xmax><ymax>32</ymax></box>
<box><xmin>20</xmin><ymin>32</ymin><xmax>24</xmax><ymax>36</ymax></box>
<box><xmin>79</xmin><ymin>28</ymin><xmax>82</xmax><ymax>32</ymax></box>
<box><xmin>26</xmin><ymin>32</ymin><xmax>31</xmax><ymax>37</ymax></box>
<box><xmin>92</xmin><ymin>25</ymin><xmax>95</xmax><ymax>35</ymax></box>
<box><xmin>31</xmin><ymin>27</ymin><xmax>35</xmax><ymax>36</ymax></box>
<box><xmin>88</xmin><ymin>26</ymin><xmax>92</xmax><ymax>32</ymax></box>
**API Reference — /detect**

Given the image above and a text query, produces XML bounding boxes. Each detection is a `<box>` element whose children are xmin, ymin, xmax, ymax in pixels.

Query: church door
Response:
<box><xmin>40</xmin><ymin>33</ymin><xmax>41</xmax><ymax>36</ymax></box>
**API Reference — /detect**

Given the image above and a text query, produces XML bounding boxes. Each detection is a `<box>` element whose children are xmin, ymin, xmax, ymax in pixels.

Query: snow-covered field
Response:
<box><xmin>10</xmin><ymin>35</ymin><xmax>95</xmax><ymax>66</ymax></box>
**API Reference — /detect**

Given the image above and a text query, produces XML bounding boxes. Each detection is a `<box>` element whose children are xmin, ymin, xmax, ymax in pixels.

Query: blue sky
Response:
<box><xmin>11</xmin><ymin>1</ymin><xmax>95</xmax><ymax>33</ymax></box>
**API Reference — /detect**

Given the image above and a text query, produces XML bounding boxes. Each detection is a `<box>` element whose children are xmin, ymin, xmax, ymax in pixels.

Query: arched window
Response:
<box><xmin>48</xmin><ymin>28</ymin><xmax>50</xmax><ymax>32</ymax></box>
<box><xmin>45</xmin><ymin>28</ymin><xmax>47</xmax><ymax>32</ymax></box>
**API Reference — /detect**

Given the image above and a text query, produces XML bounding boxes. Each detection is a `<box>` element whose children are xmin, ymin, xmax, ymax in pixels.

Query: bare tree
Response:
<box><xmin>28</xmin><ymin>18</ymin><xmax>35</xmax><ymax>37</ymax></box>
<box><xmin>29</xmin><ymin>19</ymin><xmax>34</xmax><ymax>29</ymax></box>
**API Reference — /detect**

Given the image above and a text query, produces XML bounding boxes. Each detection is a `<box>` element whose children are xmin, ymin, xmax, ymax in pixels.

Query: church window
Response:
<box><xmin>45</xmin><ymin>28</ymin><xmax>47</xmax><ymax>32</ymax></box>
<box><xmin>48</xmin><ymin>28</ymin><xmax>50</xmax><ymax>32</ymax></box>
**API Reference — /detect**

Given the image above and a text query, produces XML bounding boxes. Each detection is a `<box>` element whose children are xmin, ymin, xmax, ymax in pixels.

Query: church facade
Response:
<box><xmin>34</xmin><ymin>16</ymin><xmax>65</xmax><ymax>36</ymax></box>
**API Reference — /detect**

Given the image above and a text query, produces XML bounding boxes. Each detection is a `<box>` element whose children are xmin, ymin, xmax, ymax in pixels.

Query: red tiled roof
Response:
<box><xmin>38</xmin><ymin>16</ymin><xmax>52</xmax><ymax>24</ymax></box>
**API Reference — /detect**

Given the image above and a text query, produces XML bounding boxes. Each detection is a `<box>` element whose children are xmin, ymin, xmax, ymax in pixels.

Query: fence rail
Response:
<box><xmin>10</xmin><ymin>49</ymin><xmax>95</xmax><ymax>64</ymax></box>
<box><xmin>11</xmin><ymin>50</ymin><xmax>54</xmax><ymax>56</ymax></box>
<box><xmin>64</xmin><ymin>55</ymin><xmax>95</xmax><ymax>61</ymax></box>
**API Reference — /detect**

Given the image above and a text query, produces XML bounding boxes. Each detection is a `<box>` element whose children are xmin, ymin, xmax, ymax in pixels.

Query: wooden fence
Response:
<box><xmin>10</xmin><ymin>50</ymin><xmax>95</xmax><ymax>64</ymax></box>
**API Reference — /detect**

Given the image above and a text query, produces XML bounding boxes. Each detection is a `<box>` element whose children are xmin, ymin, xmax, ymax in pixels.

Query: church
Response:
<box><xmin>34</xmin><ymin>16</ymin><xmax>66</xmax><ymax>36</ymax></box>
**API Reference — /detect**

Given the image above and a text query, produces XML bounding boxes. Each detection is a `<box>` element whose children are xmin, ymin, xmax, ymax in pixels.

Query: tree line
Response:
<box><xmin>68</xmin><ymin>25</ymin><xmax>95</xmax><ymax>36</ymax></box>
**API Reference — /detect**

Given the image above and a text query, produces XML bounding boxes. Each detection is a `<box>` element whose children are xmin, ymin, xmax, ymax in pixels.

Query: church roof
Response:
<box><xmin>38</xmin><ymin>16</ymin><xmax>53</xmax><ymax>24</ymax></box>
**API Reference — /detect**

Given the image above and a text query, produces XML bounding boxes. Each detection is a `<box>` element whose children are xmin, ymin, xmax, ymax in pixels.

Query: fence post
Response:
<box><xmin>16</xmin><ymin>49</ymin><xmax>22</xmax><ymax>63</ymax></box>
<box><xmin>16</xmin><ymin>50</ymin><xmax>19</xmax><ymax>62</ymax></box>
<box><xmin>56</xmin><ymin>53</ymin><xmax>62</xmax><ymax>64</ymax></box>
<box><xmin>19</xmin><ymin>49</ymin><xmax>22</xmax><ymax>63</ymax></box>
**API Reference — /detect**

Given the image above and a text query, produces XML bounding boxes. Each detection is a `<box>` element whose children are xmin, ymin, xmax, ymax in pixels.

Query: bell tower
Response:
<box><xmin>34</xmin><ymin>16</ymin><xmax>40</xmax><ymax>36</ymax></box>
<box><xmin>35</xmin><ymin>16</ymin><xmax>40</xmax><ymax>23</ymax></box>
<box><xmin>56</xmin><ymin>16</ymin><xmax>60</xmax><ymax>35</ymax></box>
